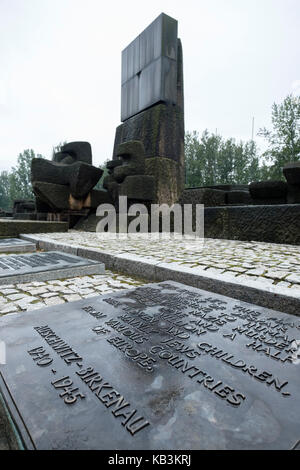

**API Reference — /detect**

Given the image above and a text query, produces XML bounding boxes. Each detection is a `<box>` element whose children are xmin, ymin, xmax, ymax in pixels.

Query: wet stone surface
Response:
<box><xmin>0</xmin><ymin>238</ymin><xmax>36</xmax><ymax>253</ymax></box>
<box><xmin>0</xmin><ymin>271</ymin><xmax>147</xmax><ymax>316</ymax></box>
<box><xmin>0</xmin><ymin>238</ymin><xmax>30</xmax><ymax>246</ymax></box>
<box><xmin>34</xmin><ymin>232</ymin><xmax>300</xmax><ymax>293</ymax></box>
<box><xmin>0</xmin><ymin>281</ymin><xmax>299</xmax><ymax>450</ymax></box>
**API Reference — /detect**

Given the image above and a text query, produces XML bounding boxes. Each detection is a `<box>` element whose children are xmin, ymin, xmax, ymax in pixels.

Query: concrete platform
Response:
<box><xmin>20</xmin><ymin>232</ymin><xmax>300</xmax><ymax>317</ymax></box>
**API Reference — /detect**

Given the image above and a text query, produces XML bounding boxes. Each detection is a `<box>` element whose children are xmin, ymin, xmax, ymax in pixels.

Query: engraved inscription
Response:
<box><xmin>32</xmin><ymin>325</ymin><xmax>151</xmax><ymax>436</ymax></box>
<box><xmin>51</xmin><ymin>376</ymin><xmax>86</xmax><ymax>405</ymax></box>
<box><xmin>76</xmin><ymin>366</ymin><xmax>150</xmax><ymax>435</ymax></box>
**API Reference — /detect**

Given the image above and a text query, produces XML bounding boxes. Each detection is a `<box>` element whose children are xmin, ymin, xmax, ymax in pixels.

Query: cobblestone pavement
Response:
<box><xmin>0</xmin><ymin>270</ymin><xmax>146</xmax><ymax>316</ymax></box>
<box><xmin>2</xmin><ymin>232</ymin><xmax>300</xmax><ymax>315</ymax></box>
<box><xmin>31</xmin><ymin>231</ymin><xmax>300</xmax><ymax>293</ymax></box>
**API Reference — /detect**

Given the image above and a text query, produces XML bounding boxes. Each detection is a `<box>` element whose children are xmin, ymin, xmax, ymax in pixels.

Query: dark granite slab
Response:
<box><xmin>0</xmin><ymin>281</ymin><xmax>299</xmax><ymax>450</ymax></box>
<box><xmin>121</xmin><ymin>13</ymin><xmax>178</xmax><ymax>121</ymax></box>
<box><xmin>0</xmin><ymin>251</ymin><xmax>104</xmax><ymax>285</ymax></box>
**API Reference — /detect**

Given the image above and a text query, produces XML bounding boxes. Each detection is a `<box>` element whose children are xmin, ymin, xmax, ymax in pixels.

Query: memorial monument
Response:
<box><xmin>112</xmin><ymin>13</ymin><xmax>185</xmax><ymax>206</ymax></box>
<box><xmin>31</xmin><ymin>141</ymin><xmax>112</xmax><ymax>226</ymax></box>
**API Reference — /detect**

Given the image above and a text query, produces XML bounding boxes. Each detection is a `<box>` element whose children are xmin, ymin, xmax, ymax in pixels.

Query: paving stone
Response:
<box><xmin>0</xmin><ymin>289</ymin><xmax>18</xmax><ymax>295</ymax></box>
<box><xmin>6</xmin><ymin>293</ymin><xmax>29</xmax><ymax>301</ymax></box>
<box><xmin>15</xmin><ymin>297</ymin><xmax>39</xmax><ymax>309</ymax></box>
<box><xmin>286</xmin><ymin>273</ymin><xmax>300</xmax><ymax>284</ymax></box>
<box><xmin>46</xmin><ymin>286</ymin><xmax>66</xmax><ymax>293</ymax></box>
<box><xmin>40</xmin><ymin>292</ymin><xmax>60</xmax><ymax>299</ymax></box>
<box><xmin>265</xmin><ymin>270</ymin><xmax>291</xmax><ymax>280</ymax></box>
<box><xmin>246</xmin><ymin>267</ymin><xmax>266</xmax><ymax>276</ymax></box>
<box><xmin>0</xmin><ymin>303</ymin><xmax>19</xmax><ymax>314</ymax></box>
<box><xmin>26</xmin><ymin>302</ymin><xmax>46</xmax><ymax>311</ymax></box>
<box><xmin>63</xmin><ymin>294</ymin><xmax>82</xmax><ymax>302</ymax></box>
<box><xmin>290</xmin><ymin>284</ymin><xmax>300</xmax><ymax>291</ymax></box>
<box><xmin>72</xmin><ymin>288</ymin><xmax>95</xmax><ymax>295</ymax></box>
<box><xmin>44</xmin><ymin>297</ymin><xmax>65</xmax><ymax>306</ymax></box>
<box><xmin>27</xmin><ymin>287</ymin><xmax>49</xmax><ymax>296</ymax></box>
<box><xmin>10</xmin><ymin>232</ymin><xmax>300</xmax><ymax>316</ymax></box>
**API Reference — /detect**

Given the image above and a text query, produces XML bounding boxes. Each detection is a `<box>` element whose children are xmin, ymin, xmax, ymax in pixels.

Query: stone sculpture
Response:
<box><xmin>104</xmin><ymin>140</ymin><xmax>155</xmax><ymax>206</ymax></box>
<box><xmin>31</xmin><ymin>141</ymin><xmax>111</xmax><ymax>214</ymax></box>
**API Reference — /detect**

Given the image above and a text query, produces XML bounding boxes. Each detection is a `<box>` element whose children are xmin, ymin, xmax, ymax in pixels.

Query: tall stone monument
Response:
<box><xmin>113</xmin><ymin>13</ymin><xmax>185</xmax><ymax>205</ymax></box>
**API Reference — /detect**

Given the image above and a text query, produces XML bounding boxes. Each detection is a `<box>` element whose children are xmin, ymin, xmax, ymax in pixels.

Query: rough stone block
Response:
<box><xmin>249</xmin><ymin>181</ymin><xmax>287</xmax><ymax>200</ymax></box>
<box><xmin>118</xmin><ymin>175</ymin><xmax>155</xmax><ymax>201</ymax></box>
<box><xmin>226</xmin><ymin>190</ymin><xmax>252</xmax><ymax>205</ymax></box>
<box><xmin>204</xmin><ymin>205</ymin><xmax>300</xmax><ymax>245</ymax></box>
<box><xmin>283</xmin><ymin>161</ymin><xmax>300</xmax><ymax>186</ymax></box>
<box><xmin>287</xmin><ymin>184</ymin><xmax>300</xmax><ymax>204</ymax></box>
<box><xmin>114</xmin><ymin>102</ymin><xmax>184</xmax><ymax>167</ymax></box>
<box><xmin>179</xmin><ymin>188</ymin><xmax>226</xmax><ymax>207</ymax></box>
<box><xmin>0</xmin><ymin>220</ymin><xmax>68</xmax><ymax>237</ymax></box>
<box><xmin>145</xmin><ymin>156</ymin><xmax>184</xmax><ymax>205</ymax></box>
<box><xmin>31</xmin><ymin>159</ymin><xmax>103</xmax><ymax>199</ymax></box>
<box><xmin>59</xmin><ymin>141</ymin><xmax>93</xmax><ymax>165</ymax></box>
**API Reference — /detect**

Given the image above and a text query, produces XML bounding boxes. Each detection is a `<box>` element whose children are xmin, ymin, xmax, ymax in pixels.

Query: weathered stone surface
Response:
<box><xmin>226</xmin><ymin>190</ymin><xmax>252</xmax><ymax>205</ymax></box>
<box><xmin>31</xmin><ymin>159</ymin><xmax>103</xmax><ymax>199</ymax></box>
<box><xmin>114</xmin><ymin>102</ymin><xmax>184</xmax><ymax>166</ymax></box>
<box><xmin>114</xmin><ymin>141</ymin><xmax>146</xmax><ymax>183</ymax></box>
<box><xmin>13</xmin><ymin>213</ymin><xmax>37</xmax><ymax>221</ymax></box>
<box><xmin>32</xmin><ymin>182</ymin><xmax>70</xmax><ymax>211</ymax></box>
<box><xmin>59</xmin><ymin>141</ymin><xmax>93</xmax><ymax>165</ymax></box>
<box><xmin>205</xmin><ymin>184</ymin><xmax>249</xmax><ymax>191</ymax></box>
<box><xmin>33</xmin><ymin>183</ymin><xmax>110</xmax><ymax>212</ymax></box>
<box><xmin>0</xmin><ymin>251</ymin><xmax>104</xmax><ymax>285</ymax></box>
<box><xmin>287</xmin><ymin>184</ymin><xmax>300</xmax><ymax>204</ymax></box>
<box><xmin>84</xmin><ymin>189</ymin><xmax>113</xmax><ymax>208</ymax></box>
<box><xmin>179</xmin><ymin>188</ymin><xmax>226</xmax><ymax>207</ymax></box>
<box><xmin>52</xmin><ymin>152</ymin><xmax>74</xmax><ymax>165</ymax></box>
<box><xmin>204</xmin><ymin>205</ymin><xmax>300</xmax><ymax>244</ymax></box>
<box><xmin>0</xmin><ymin>220</ymin><xmax>68</xmax><ymax>237</ymax></box>
<box><xmin>283</xmin><ymin>161</ymin><xmax>300</xmax><ymax>186</ymax></box>
<box><xmin>118</xmin><ymin>175</ymin><xmax>155</xmax><ymax>200</ymax></box>
<box><xmin>13</xmin><ymin>200</ymin><xmax>36</xmax><ymax>215</ymax></box>
<box><xmin>249</xmin><ymin>181</ymin><xmax>287</xmax><ymax>200</ymax></box>
<box><xmin>0</xmin><ymin>281</ymin><xmax>300</xmax><ymax>450</ymax></box>
<box><xmin>145</xmin><ymin>157</ymin><xmax>184</xmax><ymax>206</ymax></box>
<box><xmin>106</xmin><ymin>160</ymin><xmax>123</xmax><ymax>171</ymax></box>
<box><xmin>0</xmin><ymin>396</ymin><xmax>20</xmax><ymax>449</ymax></box>
<box><xmin>31</xmin><ymin>141</ymin><xmax>103</xmax><ymax>217</ymax></box>
<box><xmin>104</xmin><ymin>141</ymin><xmax>156</xmax><ymax>206</ymax></box>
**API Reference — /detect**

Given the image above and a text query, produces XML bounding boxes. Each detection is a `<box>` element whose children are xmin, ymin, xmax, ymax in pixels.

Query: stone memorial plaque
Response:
<box><xmin>0</xmin><ymin>251</ymin><xmax>104</xmax><ymax>285</ymax></box>
<box><xmin>121</xmin><ymin>13</ymin><xmax>178</xmax><ymax>121</ymax></box>
<box><xmin>0</xmin><ymin>238</ymin><xmax>36</xmax><ymax>253</ymax></box>
<box><xmin>0</xmin><ymin>281</ymin><xmax>300</xmax><ymax>450</ymax></box>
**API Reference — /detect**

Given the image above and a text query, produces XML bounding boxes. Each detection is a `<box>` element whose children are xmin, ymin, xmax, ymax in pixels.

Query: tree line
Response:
<box><xmin>185</xmin><ymin>94</ymin><xmax>299</xmax><ymax>187</ymax></box>
<box><xmin>0</xmin><ymin>94</ymin><xmax>299</xmax><ymax>210</ymax></box>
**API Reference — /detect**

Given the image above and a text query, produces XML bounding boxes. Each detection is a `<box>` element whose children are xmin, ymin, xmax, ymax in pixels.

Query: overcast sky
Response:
<box><xmin>0</xmin><ymin>0</ymin><xmax>299</xmax><ymax>172</ymax></box>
